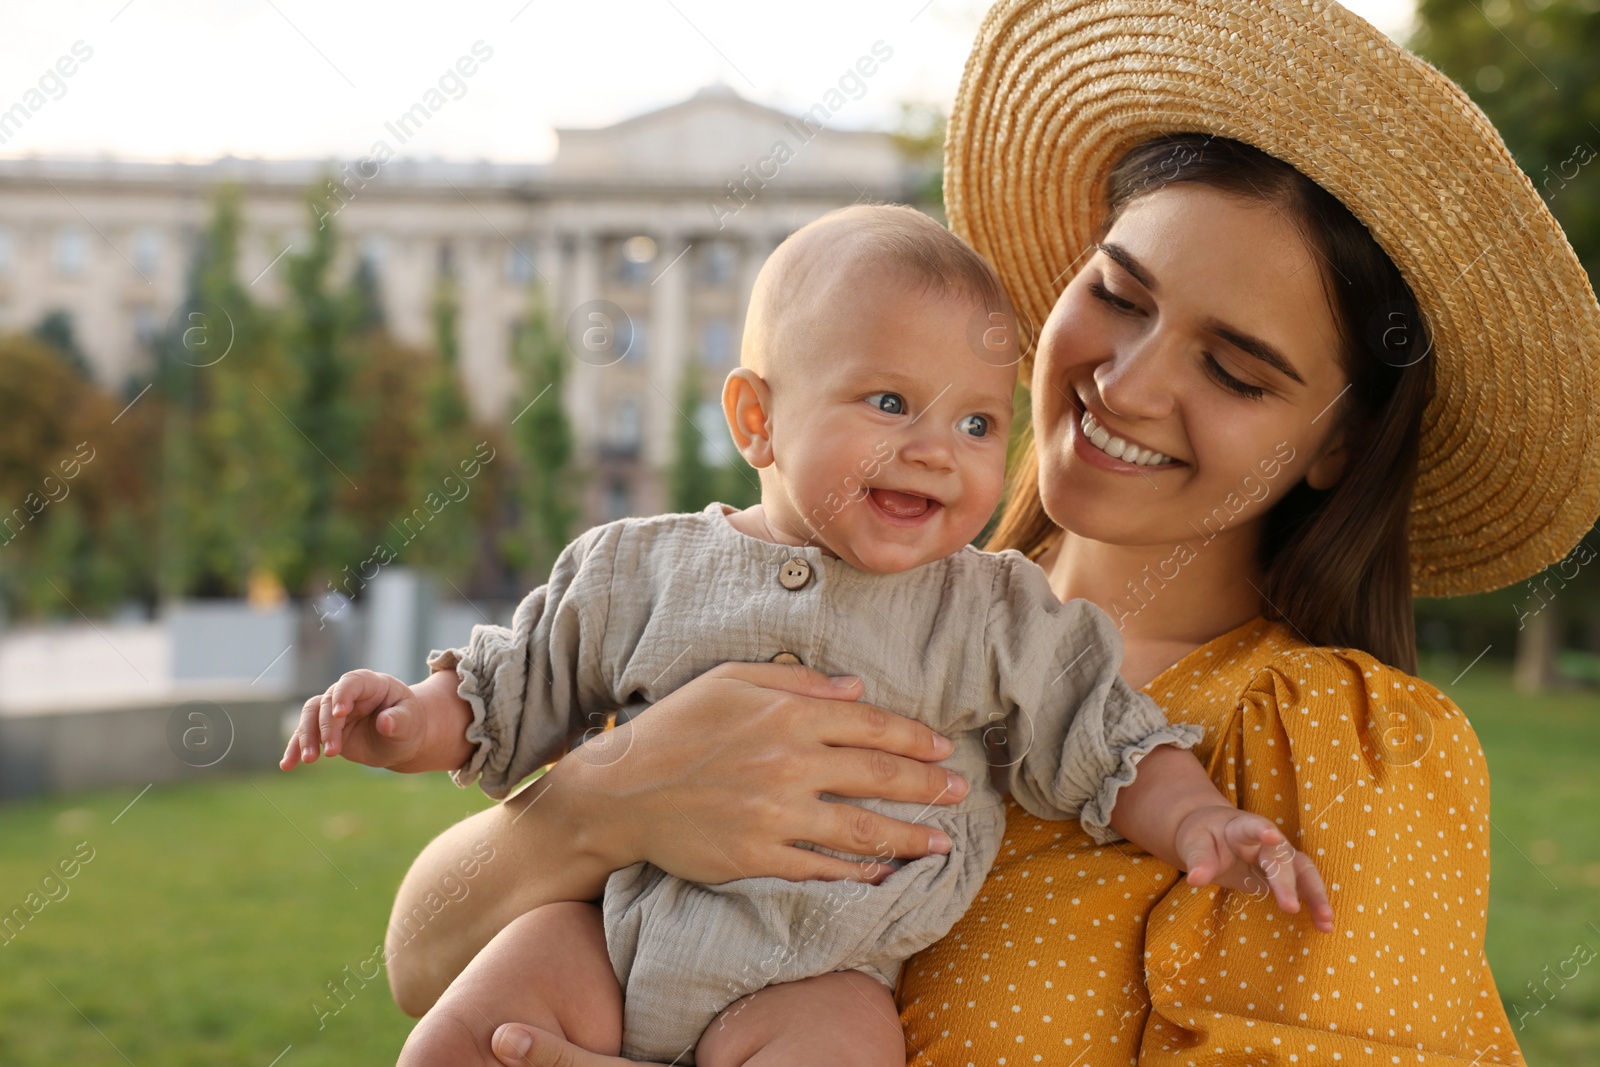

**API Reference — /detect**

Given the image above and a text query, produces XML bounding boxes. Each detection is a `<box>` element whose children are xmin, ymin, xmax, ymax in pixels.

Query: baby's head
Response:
<box><xmin>722</xmin><ymin>204</ymin><xmax>1020</xmax><ymax>574</ymax></box>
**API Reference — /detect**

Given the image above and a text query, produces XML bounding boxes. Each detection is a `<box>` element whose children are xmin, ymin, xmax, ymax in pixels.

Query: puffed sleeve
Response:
<box><xmin>986</xmin><ymin>552</ymin><xmax>1204</xmax><ymax>844</ymax></box>
<box><xmin>1139</xmin><ymin>647</ymin><xmax>1523</xmax><ymax>1064</ymax></box>
<box><xmin>425</xmin><ymin>521</ymin><xmax>622</xmax><ymax>800</ymax></box>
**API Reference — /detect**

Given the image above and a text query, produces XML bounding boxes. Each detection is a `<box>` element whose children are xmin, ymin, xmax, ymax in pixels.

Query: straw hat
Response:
<box><xmin>946</xmin><ymin>0</ymin><xmax>1600</xmax><ymax>598</ymax></box>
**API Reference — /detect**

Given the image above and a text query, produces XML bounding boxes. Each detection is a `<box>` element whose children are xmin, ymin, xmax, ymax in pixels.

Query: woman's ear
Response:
<box><xmin>1305</xmin><ymin>423</ymin><xmax>1349</xmax><ymax>491</ymax></box>
<box><xmin>722</xmin><ymin>368</ymin><xmax>776</xmax><ymax>468</ymax></box>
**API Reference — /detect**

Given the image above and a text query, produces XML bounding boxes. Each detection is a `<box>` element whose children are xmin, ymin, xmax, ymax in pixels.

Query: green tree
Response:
<box><xmin>398</xmin><ymin>272</ymin><xmax>480</xmax><ymax>586</ymax></box>
<box><xmin>502</xmin><ymin>285</ymin><xmax>579</xmax><ymax>584</ymax></box>
<box><xmin>892</xmin><ymin>101</ymin><xmax>948</xmax><ymax>214</ymax></box>
<box><xmin>31</xmin><ymin>309</ymin><xmax>91</xmax><ymax>378</ymax></box>
<box><xmin>667</xmin><ymin>357</ymin><xmax>719</xmax><ymax>513</ymax></box>
<box><xmin>1412</xmin><ymin>0</ymin><xmax>1599</xmax><ymax>272</ymax></box>
<box><xmin>278</xmin><ymin>177</ymin><xmax>368</xmax><ymax>596</ymax></box>
<box><xmin>1411</xmin><ymin>0</ymin><xmax>1600</xmax><ymax>688</ymax></box>
<box><xmin>157</xmin><ymin>182</ymin><xmax>306</xmax><ymax>600</ymax></box>
<box><xmin>0</xmin><ymin>334</ymin><xmax>159</xmax><ymax>618</ymax></box>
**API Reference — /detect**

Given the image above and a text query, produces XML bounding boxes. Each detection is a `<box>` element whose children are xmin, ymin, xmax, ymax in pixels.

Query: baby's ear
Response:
<box><xmin>723</xmin><ymin>368</ymin><xmax>775</xmax><ymax>468</ymax></box>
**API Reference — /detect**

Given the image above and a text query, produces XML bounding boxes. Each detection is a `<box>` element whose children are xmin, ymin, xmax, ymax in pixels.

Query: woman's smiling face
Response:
<box><xmin>1032</xmin><ymin>182</ymin><xmax>1355</xmax><ymax>551</ymax></box>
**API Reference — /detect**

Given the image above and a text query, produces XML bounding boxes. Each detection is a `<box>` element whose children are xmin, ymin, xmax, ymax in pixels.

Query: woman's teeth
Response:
<box><xmin>1080</xmin><ymin>411</ymin><xmax>1177</xmax><ymax>467</ymax></box>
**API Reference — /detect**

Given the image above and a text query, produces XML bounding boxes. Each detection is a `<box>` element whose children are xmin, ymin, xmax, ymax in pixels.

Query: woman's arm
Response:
<box><xmin>385</xmin><ymin>661</ymin><xmax>966</xmax><ymax>1015</ymax></box>
<box><xmin>1140</xmin><ymin>651</ymin><xmax>1520</xmax><ymax>1064</ymax></box>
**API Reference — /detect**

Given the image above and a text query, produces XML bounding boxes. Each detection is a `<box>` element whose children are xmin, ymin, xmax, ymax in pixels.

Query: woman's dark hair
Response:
<box><xmin>986</xmin><ymin>134</ymin><xmax>1432</xmax><ymax>671</ymax></box>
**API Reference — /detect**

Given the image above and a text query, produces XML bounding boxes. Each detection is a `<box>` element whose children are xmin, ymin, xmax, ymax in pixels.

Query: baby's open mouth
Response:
<box><xmin>868</xmin><ymin>488</ymin><xmax>937</xmax><ymax>517</ymax></box>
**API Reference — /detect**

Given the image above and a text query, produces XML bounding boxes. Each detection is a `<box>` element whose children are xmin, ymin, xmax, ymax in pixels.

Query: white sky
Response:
<box><xmin>0</xmin><ymin>0</ymin><xmax>1417</xmax><ymax>164</ymax></box>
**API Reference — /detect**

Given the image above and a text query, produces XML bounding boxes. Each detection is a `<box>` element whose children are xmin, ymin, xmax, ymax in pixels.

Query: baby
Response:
<box><xmin>284</xmin><ymin>205</ymin><xmax>1333</xmax><ymax>1066</ymax></box>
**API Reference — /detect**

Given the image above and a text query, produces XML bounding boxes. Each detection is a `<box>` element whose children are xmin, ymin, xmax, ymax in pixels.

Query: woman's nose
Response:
<box><xmin>1093</xmin><ymin>331</ymin><xmax>1180</xmax><ymax>421</ymax></box>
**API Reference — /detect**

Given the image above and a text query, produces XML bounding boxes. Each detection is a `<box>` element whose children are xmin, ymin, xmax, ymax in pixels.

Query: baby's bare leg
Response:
<box><xmin>397</xmin><ymin>901</ymin><xmax>621</xmax><ymax>1065</ymax></box>
<box><xmin>695</xmin><ymin>969</ymin><xmax>903</xmax><ymax>1067</ymax></box>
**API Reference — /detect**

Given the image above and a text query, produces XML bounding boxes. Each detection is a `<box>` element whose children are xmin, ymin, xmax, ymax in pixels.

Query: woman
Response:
<box><xmin>381</xmin><ymin>0</ymin><xmax>1599</xmax><ymax>1063</ymax></box>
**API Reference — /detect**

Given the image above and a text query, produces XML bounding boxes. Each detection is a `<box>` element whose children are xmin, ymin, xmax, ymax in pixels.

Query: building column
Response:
<box><xmin>647</xmin><ymin>232</ymin><xmax>691</xmax><ymax>468</ymax></box>
<box><xmin>565</xmin><ymin>231</ymin><xmax>603</xmax><ymax>457</ymax></box>
<box><xmin>736</xmin><ymin>231</ymin><xmax>780</xmax><ymax>337</ymax></box>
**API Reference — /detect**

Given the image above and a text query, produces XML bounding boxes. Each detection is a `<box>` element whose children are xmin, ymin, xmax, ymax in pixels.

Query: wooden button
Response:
<box><xmin>770</xmin><ymin>651</ymin><xmax>802</xmax><ymax>665</ymax></box>
<box><xmin>778</xmin><ymin>558</ymin><xmax>812</xmax><ymax>590</ymax></box>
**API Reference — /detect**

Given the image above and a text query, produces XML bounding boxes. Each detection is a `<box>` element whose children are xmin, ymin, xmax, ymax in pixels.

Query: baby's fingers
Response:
<box><xmin>1226</xmin><ymin>820</ymin><xmax>1311</xmax><ymax>917</ymax></box>
<box><xmin>327</xmin><ymin>669</ymin><xmax>398</xmax><ymax>721</ymax></box>
<box><xmin>1179</xmin><ymin>831</ymin><xmax>1226</xmax><ymax>887</ymax></box>
<box><xmin>282</xmin><ymin>695</ymin><xmax>323</xmax><ymax>769</ymax></box>
<box><xmin>317</xmin><ymin>693</ymin><xmax>345</xmax><ymax>757</ymax></box>
<box><xmin>1293</xmin><ymin>851</ymin><xmax>1335</xmax><ymax>933</ymax></box>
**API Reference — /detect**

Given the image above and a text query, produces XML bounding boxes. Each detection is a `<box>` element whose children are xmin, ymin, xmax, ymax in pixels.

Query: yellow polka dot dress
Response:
<box><xmin>898</xmin><ymin>617</ymin><xmax>1521</xmax><ymax>1065</ymax></box>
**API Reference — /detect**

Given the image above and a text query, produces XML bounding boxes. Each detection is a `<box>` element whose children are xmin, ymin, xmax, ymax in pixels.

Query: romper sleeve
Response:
<box><xmin>985</xmin><ymin>552</ymin><xmax>1204</xmax><ymax>845</ymax></box>
<box><xmin>1139</xmin><ymin>647</ymin><xmax>1522</xmax><ymax>1065</ymax></box>
<box><xmin>425</xmin><ymin>521</ymin><xmax>621</xmax><ymax>800</ymax></box>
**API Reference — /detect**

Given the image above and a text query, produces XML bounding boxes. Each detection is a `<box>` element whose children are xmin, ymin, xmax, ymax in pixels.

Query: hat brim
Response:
<box><xmin>946</xmin><ymin>0</ymin><xmax>1600</xmax><ymax>597</ymax></box>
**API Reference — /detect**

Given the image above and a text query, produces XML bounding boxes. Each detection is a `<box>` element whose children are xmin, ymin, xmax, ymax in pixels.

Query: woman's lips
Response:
<box><xmin>1070</xmin><ymin>409</ymin><xmax>1186</xmax><ymax>474</ymax></box>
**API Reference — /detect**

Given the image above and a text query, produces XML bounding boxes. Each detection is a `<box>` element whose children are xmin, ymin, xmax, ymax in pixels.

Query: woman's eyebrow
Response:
<box><xmin>1096</xmin><ymin>242</ymin><xmax>1155</xmax><ymax>290</ymax></box>
<box><xmin>1207</xmin><ymin>322</ymin><xmax>1307</xmax><ymax>385</ymax></box>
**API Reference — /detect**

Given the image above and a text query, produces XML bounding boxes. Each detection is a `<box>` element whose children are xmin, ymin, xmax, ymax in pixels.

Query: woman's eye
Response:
<box><xmin>1089</xmin><ymin>280</ymin><xmax>1140</xmax><ymax>313</ymax></box>
<box><xmin>957</xmin><ymin>414</ymin><xmax>990</xmax><ymax>438</ymax></box>
<box><xmin>1204</xmin><ymin>354</ymin><xmax>1267</xmax><ymax>400</ymax></box>
<box><xmin>865</xmin><ymin>392</ymin><xmax>906</xmax><ymax>415</ymax></box>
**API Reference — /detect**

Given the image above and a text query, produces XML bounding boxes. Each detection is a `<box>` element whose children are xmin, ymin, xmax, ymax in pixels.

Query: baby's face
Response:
<box><xmin>761</xmin><ymin>282</ymin><xmax>1018</xmax><ymax>573</ymax></box>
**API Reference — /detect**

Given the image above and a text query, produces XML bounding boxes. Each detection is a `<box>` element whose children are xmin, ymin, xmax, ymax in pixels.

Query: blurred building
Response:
<box><xmin>0</xmin><ymin>84</ymin><xmax>915</xmax><ymax>524</ymax></box>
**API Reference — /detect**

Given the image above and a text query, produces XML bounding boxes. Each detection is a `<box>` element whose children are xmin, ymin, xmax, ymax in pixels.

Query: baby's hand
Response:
<box><xmin>280</xmin><ymin>669</ymin><xmax>428</xmax><ymax>772</ymax></box>
<box><xmin>1176</xmin><ymin>806</ymin><xmax>1335</xmax><ymax>933</ymax></box>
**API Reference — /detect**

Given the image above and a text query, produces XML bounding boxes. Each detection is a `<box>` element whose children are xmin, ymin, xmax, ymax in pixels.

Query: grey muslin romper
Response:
<box><xmin>426</xmin><ymin>501</ymin><xmax>1202</xmax><ymax>1063</ymax></box>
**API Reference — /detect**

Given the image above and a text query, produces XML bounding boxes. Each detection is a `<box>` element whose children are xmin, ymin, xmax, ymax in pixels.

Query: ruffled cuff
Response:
<box><xmin>1077</xmin><ymin>722</ymin><xmax>1206</xmax><ymax>845</ymax></box>
<box><xmin>426</xmin><ymin>645</ymin><xmax>496</xmax><ymax>792</ymax></box>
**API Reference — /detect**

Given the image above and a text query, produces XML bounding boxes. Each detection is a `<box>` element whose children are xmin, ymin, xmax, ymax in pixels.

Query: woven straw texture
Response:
<box><xmin>946</xmin><ymin>0</ymin><xmax>1600</xmax><ymax>597</ymax></box>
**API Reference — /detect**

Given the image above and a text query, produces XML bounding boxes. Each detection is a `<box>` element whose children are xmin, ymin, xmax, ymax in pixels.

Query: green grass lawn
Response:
<box><xmin>0</xmin><ymin>660</ymin><xmax>1595</xmax><ymax>1064</ymax></box>
<box><xmin>1438</xmin><ymin>657</ymin><xmax>1600</xmax><ymax>1064</ymax></box>
<box><xmin>0</xmin><ymin>760</ymin><xmax>497</xmax><ymax>1065</ymax></box>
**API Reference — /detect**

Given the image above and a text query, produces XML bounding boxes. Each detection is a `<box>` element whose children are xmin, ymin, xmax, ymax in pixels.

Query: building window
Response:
<box><xmin>617</xmin><ymin>235</ymin><xmax>656</xmax><ymax>285</ymax></box>
<box><xmin>604</xmin><ymin>479</ymin><xmax>631</xmax><ymax>522</ymax></box>
<box><xmin>360</xmin><ymin>234</ymin><xmax>387</xmax><ymax>266</ymax></box>
<box><xmin>609</xmin><ymin>396</ymin><xmax>641</xmax><ymax>449</ymax></box>
<box><xmin>437</xmin><ymin>241</ymin><xmax>456</xmax><ymax>278</ymax></box>
<box><xmin>696</xmin><ymin>400</ymin><xmax>736</xmax><ymax>466</ymax></box>
<box><xmin>701</xmin><ymin>318</ymin><xmax>733</xmax><ymax>366</ymax></box>
<box><xmin>56</xmin><ymin>227</ymin><xmax>88</xmax><ymax>277</ymax></box>
<box><xmin>132</xmin><ymin>228</ymin><xmax>161</xmax><ymax>276</ymax></box>
<box><xmin>701</xmin><ymin>241</ymin><xmax>736</xmax><ymax>285</ymax></box>
<box><xmin>615</xmin><ymin>317</ymin><xmax>648</xmax><ymax>362</ymax></box>
<box><xmin>133</xmin><ymin>305</ymin><xmax>159</xmax><ymax>347</ymax></box>
<box><xmin>506</xmin><ymin>238</ymin><xmax>535</xmax><ymax>283</ymax></box>
<box><xmin>0</xmin><ymin>228</ymin><xmax>12</xmax><ymax>273</ymax></box>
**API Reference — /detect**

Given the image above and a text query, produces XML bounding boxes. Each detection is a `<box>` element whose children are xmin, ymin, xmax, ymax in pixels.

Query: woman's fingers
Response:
<box><xmin>809</xmin><ymin>798</ymin><xmax>953</xmax><ymax>872</ymax></box>
<box><xmin>713</xmin><ymin>662</ymin><xmax>956</xmax><ymax>764</ymax></box>
<box><xmin>491</xmin><ymin>1023</ymin><xmax>644</xmax><ymax>1067</ymax></box>
<box><xmin>816</xmin><ymin>745</ymin><xmax>966</xmax><ymax>810</ymax></box>
<box><xmin>814</xmin><ymin>693</ymin><xmax>956</xmax><ymax>763</ymax></box>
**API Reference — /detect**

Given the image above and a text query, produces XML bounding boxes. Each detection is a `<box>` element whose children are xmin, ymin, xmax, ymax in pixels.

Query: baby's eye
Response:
<box><xmin>865</xmin><ymin>392</ymin><xmax>906</xmax><ymax>415</ymax></box>
<box><xmin>957</xmin><ymin>414</ymin><xmax>990</xmax><ymax>438</ymax></box>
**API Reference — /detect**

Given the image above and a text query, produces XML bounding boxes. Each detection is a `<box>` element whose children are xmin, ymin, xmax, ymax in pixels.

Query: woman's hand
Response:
<box><xmin>386</xmin><ymin>660</ymin><xmax>966</xmax><ymax>1014</ymax></box>
<box><xmin>561</xmin><ymin>661</ymin><xmax>967</xmax><ymax>885</ymax></box>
